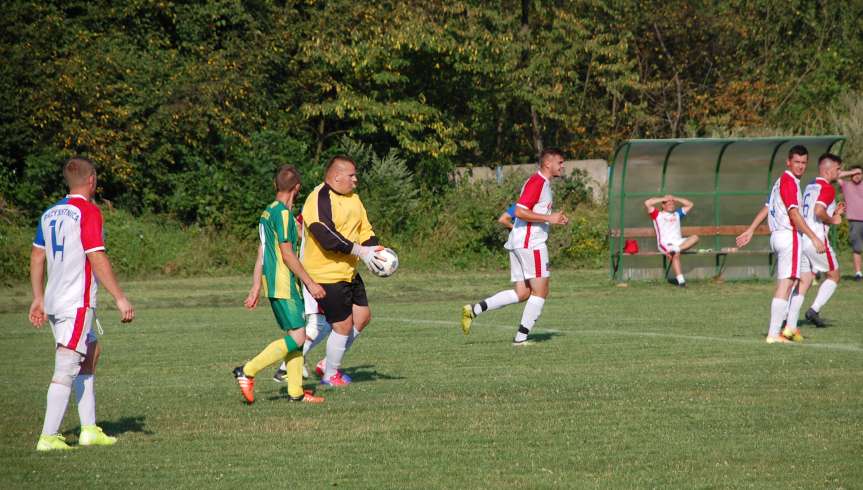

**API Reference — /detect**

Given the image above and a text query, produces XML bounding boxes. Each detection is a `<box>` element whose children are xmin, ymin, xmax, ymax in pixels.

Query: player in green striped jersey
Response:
<box><xmin>232</xmin><ymin>165</ymin><xmax>326</xmax><ymax>404</ymax></box>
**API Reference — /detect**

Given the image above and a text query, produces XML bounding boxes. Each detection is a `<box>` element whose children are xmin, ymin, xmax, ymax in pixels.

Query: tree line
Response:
<box><xmin>2</xmin><ymin>0</ymin><xmax>862</xmax><ymax>229</ymax></box>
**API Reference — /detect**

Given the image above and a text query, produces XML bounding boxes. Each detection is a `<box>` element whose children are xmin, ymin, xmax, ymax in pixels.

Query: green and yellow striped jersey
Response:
<box><xmin>258</xmin><ymin>200</ymin><xmax>301</xmax><ymax>299</ymax></box>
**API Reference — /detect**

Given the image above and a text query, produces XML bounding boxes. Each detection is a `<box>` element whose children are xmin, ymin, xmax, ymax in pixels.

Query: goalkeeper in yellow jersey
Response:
<box><xmin>233</xmin><ymin>165</ymin><xmax>325</xmax><ymax>404</ymax></box>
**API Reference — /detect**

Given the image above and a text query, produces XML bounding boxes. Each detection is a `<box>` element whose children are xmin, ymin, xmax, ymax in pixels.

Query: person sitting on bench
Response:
<box><xmin>644</xmin><ymin>195</ymin><xmax>699</xmax><ymax>287</ymax></box>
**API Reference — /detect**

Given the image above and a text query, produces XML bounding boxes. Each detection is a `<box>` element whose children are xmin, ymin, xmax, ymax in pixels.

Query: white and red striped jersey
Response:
<box><xmin>32</xmin><ymin>194</ymin><xmax>105</xmax><ymax>316</ymax></box>
<box><xmin>766</xmin><ymin>170</ymin><xmax>801</xmax><ymax>232</ymax></box>
<box><xmin>802</xmin><ymin>177</ymin><xmax>836</xmax><ymax>241</ymax></box>
<box><xmin>506</xmin><ymin>172</ymin><xmax>554</xmax><ymax>250</ymax></box>
<box><xmin>649</xmin><ymin>208</ymin><xmax>686</xmax><ymax>251</ymax></box>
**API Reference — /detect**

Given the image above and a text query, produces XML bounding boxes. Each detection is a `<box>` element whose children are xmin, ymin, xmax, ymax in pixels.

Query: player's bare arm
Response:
<box><xmin>834</xmin><ymin>201</ymin><xmax>846</xmax><ymax>223</ymax></box>
<box><xmin>514</xmin><ymin>206</ymin><xmax>568</xmax><ymax>225</ymax></box>
<box><xmin>277</xmin><ymin>241</ymin><xmax>325</xmax><ymax>299</ymax></box>
<box><xmin>29</xmin><ymin>246</ymin><xmax>47</xmax><ymax>328</ymax></box>
<box><xmin>736</xmin><ymin>206</ymin><xmax>769</xmax><ymax>248</ymax></box>
<box><xmin>814</xmin><ymin>202</ymin><xmax>843</xmax><ymax>226</ymax></box>
<box><xmin>244</xmin><ymin>245</ymin><xmax>264</xmax><ymax>310</ymax></box>
<box><xmin>674</xmin><ymin>196</ymin><xmax>695</xmax><ymax>214</ymax></box>
<box><xmin>643</xmin><ymin>197</ymin><xmax>664</xmax><ymax>213</ymax></box>
<box><xmin>788</xmin><ymin>208</ymin><xmax>826</xmax><ymax>254</ymax></box>
<box><xmin>498</xmin><ymin>212</ymin><xmax>514</xmax><ymax>229</ymax></box>
<box><xmin>87</xmin><ymin>251</ymin><xmax>135</xmax><ymax>323</ymax></box>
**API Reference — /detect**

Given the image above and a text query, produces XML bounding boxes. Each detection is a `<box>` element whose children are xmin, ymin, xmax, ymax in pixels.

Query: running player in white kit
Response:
<box><xmin>461</xmin><ymin>148</ymin><xmax>569</xmax><ymax>345</ymax></box>
<box><xmin>736</xmin><ymin>145</ymin><xmax>825</xmax><ymax>344</ymax></box>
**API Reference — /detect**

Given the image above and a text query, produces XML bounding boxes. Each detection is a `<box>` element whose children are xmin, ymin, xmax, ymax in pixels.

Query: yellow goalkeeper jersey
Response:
<box><xmin>300</xmin><ymin>183</ymin><xmax>378</xmax><ymax>284</ymax></box>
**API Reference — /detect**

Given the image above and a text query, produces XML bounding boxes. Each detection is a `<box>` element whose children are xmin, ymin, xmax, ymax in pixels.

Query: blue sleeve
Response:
<box><xmin>506</xmin><ymin>204</ymin><xmax>517</xmax><ymax>218</ymax></box>
<box><xmin>33</xmin><ymin>220</ymin><xmax>44</xmax><ymax>247</ymax></box>
<box><xmin>676</xmin><ymin>208</ymin><xmax>686</xmax><ymax>219</ymax></box>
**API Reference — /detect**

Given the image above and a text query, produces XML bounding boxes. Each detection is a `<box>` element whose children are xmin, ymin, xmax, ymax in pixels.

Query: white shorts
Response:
<box><xmin>509</xmin><ymin>245</ymin><xmax>550</xmax><ymax>282</ymax></box>
<box><xmin>657</xmin><ymin>237</ymin><xmax>686</xmax><ymax>253</ymax></box>
<box><xmin>801</xmin><ymin>235</ymin><xmax>838</xmax><ymax>274</ymax></box>
<box><xmin>302</xmin><ymin>284</ymin><xmax>322</xmax><ymax>316</ymax></box>
<box><xmin>770</xmin><ymin>230</ymin><xmax>802</xmax><ymax>280</ymax></box>
<box><xmin>48</xmin><ymin>307</ymin><xmax>96</xmax><ymax>355</ymax></box>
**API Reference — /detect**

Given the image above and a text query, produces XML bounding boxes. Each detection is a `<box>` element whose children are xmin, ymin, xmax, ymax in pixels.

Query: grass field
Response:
<box><xmin>2</xmin><ymin>267</ymin><xmax>862</xmax><ymax>488</ymax></box>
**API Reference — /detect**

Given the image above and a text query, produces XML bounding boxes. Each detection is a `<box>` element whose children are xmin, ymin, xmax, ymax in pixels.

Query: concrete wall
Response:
<box><xmin>454</xmin><ymin>159</ymin><xmax>608</xmax><ymax>202</ymax></box>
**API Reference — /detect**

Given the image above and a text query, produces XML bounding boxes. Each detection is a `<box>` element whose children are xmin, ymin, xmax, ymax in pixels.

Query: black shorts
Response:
<box><xmin>317</xmin><ymin>274</ymin><xmax>369</xmax><ymax>324</ymax></box>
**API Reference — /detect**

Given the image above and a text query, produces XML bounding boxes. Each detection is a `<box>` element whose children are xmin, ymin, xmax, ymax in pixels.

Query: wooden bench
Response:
<box><xmin>610</xmin><ymin>224</ymin><xmax>773</xmax><ymax>278</ymax></box>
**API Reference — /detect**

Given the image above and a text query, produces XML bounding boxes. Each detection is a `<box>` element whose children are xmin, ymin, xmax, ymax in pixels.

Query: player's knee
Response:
<box><xmin>52</xmin><ymin>348</ymin><xmax>83</xmax><ymax>387</ymax></box>
<box><xmin>691</xmin><ymin>235</ymin><xmax>700</xmax><ymax>243</ymax></box>
<box><xmin>305</xmin><ymin>315</ymin><xmax>322</xmax><ymax>340</ymax></box>
<box><xmin>356</xmin><ymin>314</ymin><xmax>371</xmax><ymax>329</ymax></box>
<box><xmin>516</xmin><ymin>290</ymin><xmax>531</xmax><ymax>302</ymax></box>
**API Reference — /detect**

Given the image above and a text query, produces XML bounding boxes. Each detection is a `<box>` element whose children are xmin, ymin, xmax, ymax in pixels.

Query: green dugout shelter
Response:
<box><xmin>608</xmin><ymin>136</ymin><xmax>846</xmax><ymax>281</ymax></box>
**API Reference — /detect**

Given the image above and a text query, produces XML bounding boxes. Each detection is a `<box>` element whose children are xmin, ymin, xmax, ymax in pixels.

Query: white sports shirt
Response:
<box><xmin>766</xmin><ymin>170</ymin><xmax>801</xmax><ymax>233</ymax></box>
<box><xmin>506</xmin><ymin>172</ymin><xmax>553</xmax><ymax>250</ymax></box>
<box><xmin>649</xmin><ymin>208</ymin><xmax>686</xmax><ymax>251</ymax></box>
<box><xmin>32</xmin><ymin>194</ymin><xmax>105</xmax><ymax>316</ymax></box>
<box><xmin>802</xmin><ymin>177</ymin><xmax>836</xmax><ymax>241</ymax></box>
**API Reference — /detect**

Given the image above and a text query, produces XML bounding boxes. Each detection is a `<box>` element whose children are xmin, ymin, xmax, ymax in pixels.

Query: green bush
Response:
<box><xmin>395</xmin><ymin>168</ymin><xmax>606</xmax><ymax>271</ymax></box>
<box><xmin>1</xmin><ymin>159</ymin><xmax>607</xmax><ymax>283</ymax></box>
<box><xmin>0</xmin><ymin>207</ymin><xmax>256</xmax><ymax>285</ymax></box>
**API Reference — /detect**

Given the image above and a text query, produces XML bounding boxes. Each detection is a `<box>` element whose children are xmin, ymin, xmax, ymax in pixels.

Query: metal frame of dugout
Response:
<box><xmin>608</xmin><ymin>136</ymin><xmax>846</xmax><ymax>282</ymax></box>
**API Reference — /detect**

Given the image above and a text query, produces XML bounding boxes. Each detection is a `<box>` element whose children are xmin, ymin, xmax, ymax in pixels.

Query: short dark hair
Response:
<box><xmin>788</xmin><ymin>145</ymin><xmax>808</xmax><ymax>158</ymax></box>
<box><xmin>818</xmin><ymin>153</ymin><xmax>842</xmax><ymax>167</ymax></box>
<box><xmin>539</xmin><ymin>147</ymin><xmax>564</xmax><ymax>164</ymax></box>
<box><xmin>63</xmin><ymin>157</ymin><xmax>95</xmax><ymax>187</ymax></box>
<box><xmin>325</xmin><ymin>155</ymin><xmax>356</xmax><ymax>174</ymax></box>
<box><xmin>275</xmin><ymin>165</ymin><xmax>300</xmax><ymax>192</ymax></box>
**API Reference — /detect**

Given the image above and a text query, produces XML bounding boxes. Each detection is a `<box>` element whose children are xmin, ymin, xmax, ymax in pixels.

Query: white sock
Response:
<box><xmin>676</xmin><ymin>274</ymin><xmax>685</xmax><ymax>284</ymax></box>
<box><xmin>345</xmin><ymin>326</ymin><xmax>361</xmax><ymax>351</ymax></box>
<box><xmin>73</xmin><ymin>374</ymin><xmax>96</xmax><ymax>427</ymax></box>
<box><xmin>514</xmin><ymin>295</ymin><xmax>545</xmax><ymax>342</ymax></box>
<box><xmin>324</xmin><ymin>332</ymin><xmax>349</xmax><ymax>378</ymax></box>
<box><xmin>42</xmin><ymin>383</ymin><xmax>72</xmax><ymax>436</ymax></box>
<box><xmin>303</xmin><ymin>315</ymin><xmax>332</xmax><ymax>356</ymax></box>
<box><xmin>811</xmin><ymin>279</ymin><xmax>837</xmax><ymax>312</ymax></box>
<box><xmin>474</xmin><ymin>290</ymin><xmax>520</xmax><ymax>316</ymax></box>
<box><xmin>769</xmin><ymin>298</ymin><xmax>789</xmax><ymax>337</ymax></box>
<box><xmin>785</xmin><ymin>293</ymin><xmax>805</xmax><ymax>330</ymax></box>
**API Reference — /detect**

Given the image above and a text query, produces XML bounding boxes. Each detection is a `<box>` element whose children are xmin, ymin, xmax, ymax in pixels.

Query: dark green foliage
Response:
<box><xmin>0</xmin><ymin>208</ymin><xmax>255</xmax><ymax>285</ymax></box>
<box><xmin>3</xmin><ymin>0</ymin><xmax>863</xmax><ymax>279</ymax></box>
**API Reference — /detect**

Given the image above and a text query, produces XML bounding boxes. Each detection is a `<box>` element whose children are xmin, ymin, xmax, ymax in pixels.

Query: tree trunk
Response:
<box><xmin>521</xmin><ymin>0</ymin><xmax>543</xmax><ymax>157</ymax></box>
<box><xmin>530</xmin><ymin>106</ymin><xmax>543</xmax><ymax>155</ymax></box>
<box><xmin>315</xmin><ymin>118</ymin><xmax>325</xmax><ymax>165</ymax></box>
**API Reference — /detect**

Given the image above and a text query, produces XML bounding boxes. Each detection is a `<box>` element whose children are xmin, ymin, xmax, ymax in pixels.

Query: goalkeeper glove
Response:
<box><xmin>351</xmin><ymin>244</ymin><xmax>385</xmax><ymax>274</ymax></box>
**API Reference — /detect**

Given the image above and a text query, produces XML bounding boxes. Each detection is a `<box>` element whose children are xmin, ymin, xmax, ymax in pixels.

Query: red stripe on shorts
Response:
<box><xmin>791</xmin><ymin>230</ymin><xmax>799</xmax><ymax>279</ymax></box>
<box><xmin>523</xmin><ymin>222</ymin><xmax>532</xmax><ymax>248</ymax></box>
<box><xmin>533</xmin><ymin>249</ymin><xmax>542</xmax><ymax>278</ymax></box>
<box><xmin>825</xmin><ymin>237</ymin><xmax>835</xmax><ymax>271</ymax></box>
<box><xmin>68</xmin><ymin>307</ymin><xmax>86</xmax><ymax>350</ymax></box>
<box><xmin>83</xmin><ymin>256</ymin><xmax>92</xmax><ymax>308</ymax></box>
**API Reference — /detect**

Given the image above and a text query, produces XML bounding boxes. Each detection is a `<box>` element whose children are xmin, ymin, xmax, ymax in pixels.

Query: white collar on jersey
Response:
<box><xmin>65</xmin><ymin>194</ymin><xmax>88</xmax><ymax>200</ymax></box>
<box><xmin>783</xmin><ymin>170</ymin><xmax>800</xmax><ymax>181</ymax></box>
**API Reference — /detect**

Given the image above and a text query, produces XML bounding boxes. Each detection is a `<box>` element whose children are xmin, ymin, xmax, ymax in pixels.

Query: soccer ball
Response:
<box><xmin>370</xmin><ymin>248</ymin><xmax>399</xmax><ymax>277</ymax></box>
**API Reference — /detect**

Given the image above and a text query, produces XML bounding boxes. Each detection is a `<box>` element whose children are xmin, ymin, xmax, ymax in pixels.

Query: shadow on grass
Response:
<box><xmin>527</xmin><ymin>332</ymin><xmax>559</xmax><ymax>344</ymax></box>
<box><xmin>266</xmin><ymin>364</ymin><xmax>405</xmax><ymax>400</ymax></box>
<box><xmin>64</xmin><ymin>415</ymin><xmax>153</xmax><ymax>438</ymax></box>
<box><xmin>466</xmin><ymin>331</ymin><xmax>562</xmax><ymax>345</ymax></box>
